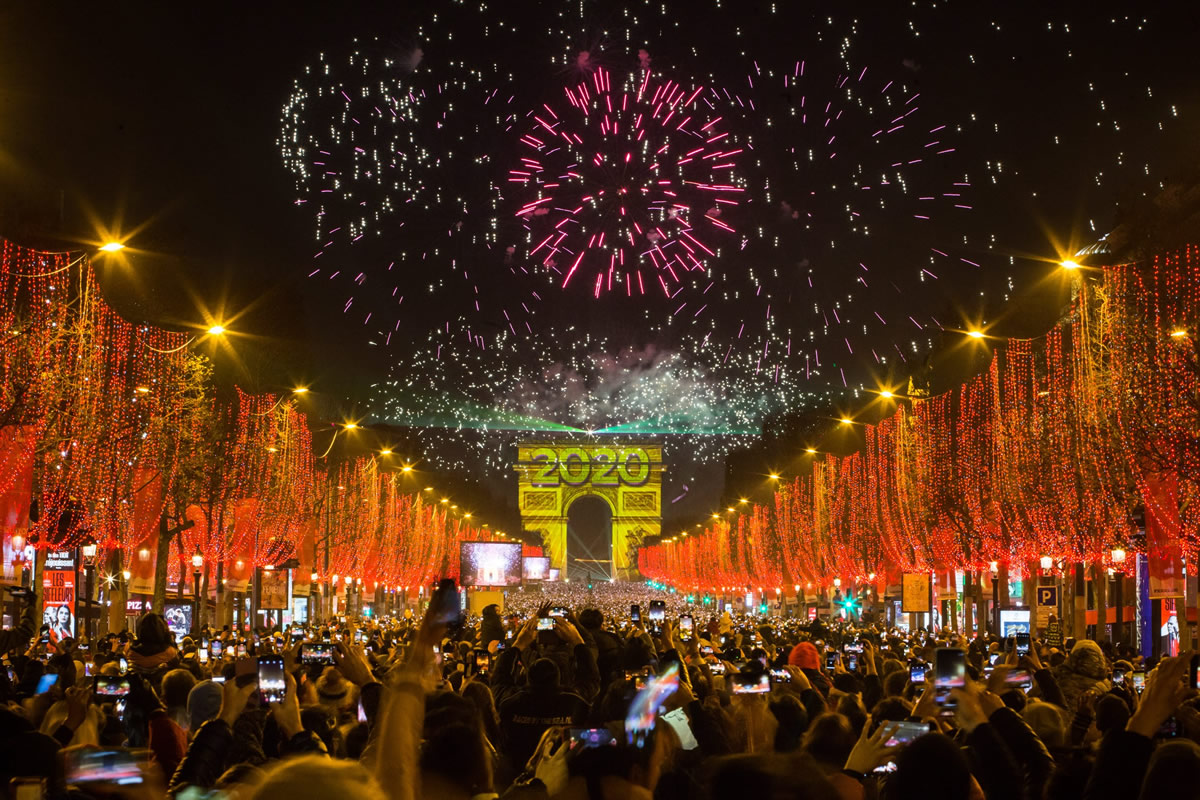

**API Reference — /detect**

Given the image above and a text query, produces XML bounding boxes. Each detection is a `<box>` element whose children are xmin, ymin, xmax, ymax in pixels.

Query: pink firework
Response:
<box><xmin>508</xmin><ymin>66</ymin><xmax>745</xmax><ymax>299</ymax></box>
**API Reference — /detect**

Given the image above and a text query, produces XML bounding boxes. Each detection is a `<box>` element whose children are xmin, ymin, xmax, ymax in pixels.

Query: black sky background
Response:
<box><xmin>0</xmin><ymin>1</ymin><xmax>1197</xmax><ymax>533</ymax></box>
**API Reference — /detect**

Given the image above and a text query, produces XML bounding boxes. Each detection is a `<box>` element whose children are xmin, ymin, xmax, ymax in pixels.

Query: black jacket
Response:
<box><xmin>168</xmin><ymin>717</ymin><xmax>328</xmax><ymax>796</ymax></box>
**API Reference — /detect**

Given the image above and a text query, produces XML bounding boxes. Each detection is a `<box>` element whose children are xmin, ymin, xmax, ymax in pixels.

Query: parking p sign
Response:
<box><xmin>1036</xmin><ymin>586</ymin><xmax>1059</xmax><ymax>608</ymax></box>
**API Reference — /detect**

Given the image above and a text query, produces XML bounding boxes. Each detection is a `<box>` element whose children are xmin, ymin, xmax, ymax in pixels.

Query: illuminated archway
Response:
<box><xmin>514</xmin><ymin>441</ymin><xmax>663</xmax><ymax>581</ymax></box>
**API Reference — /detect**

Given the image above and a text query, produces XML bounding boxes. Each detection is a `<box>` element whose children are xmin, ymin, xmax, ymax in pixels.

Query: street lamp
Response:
<box><xmin>1039</xmin><ymin>555</ymin><xmax>1054</xmax><ymax>572</ymax></box>
<box><xmin>81</xmin><ymin>538</ymin><xmax>98</xmax><ymax>639</ymax></box>
<box><xmin>191</xmin><ymin>550</ymin><xmax>204</xmax><ymax>634</ymax></box>
<box><xmin>1111</xmin><ymin>548</ymin><xmax>1126</xmax><ymax>565</ymax></box>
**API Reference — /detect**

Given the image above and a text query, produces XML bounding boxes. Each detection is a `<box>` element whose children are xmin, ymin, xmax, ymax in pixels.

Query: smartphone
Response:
<box><xmin>291</xmin><ymin>629</ymin><xmax>305</xmax><ymax>643</ymax></box>
<box><xmin>201</xmin><ymin>637</ymin><xmax>210</xmax><ymax>650</ymax></box>
<box><xmin>1132</xmin><ymin>670</ymin><xmax>1146</xmax><ymax>692</ymax></box>
<box><xmin>300</xmin><ymin>642</ymin><xmax>336</xmax><ymax>666</ymax></box>
<box><xmin>846</xmin><ymin>653</ymin><xmax>858</xmax><ymax>672</ymax></box>
<box><xmin>934</xmin><ymin>648</ymin><xmax>966</xmax><ymax>715</ymax></box>
<box><xmin>732</xmin><ymin>673</ymin><xmax>771</xmax><ymax>694</ymax></box>
<box><xmin>989</xmin><ymin>653</ymin><xmax>1001</xmax><ymax>666</ymax></box>
<box><xmin>10</xmin><ymin>777</ymin><xmax>45</xmax><ymax>800</ymax></box>
<box><xmin>1004</xmin><ymin>668</ymin><xmax>1033</xmax><ymax>691</ymax></box>
<box><xmin>648</xmin><ymin>600</ymin><xmax>666</xmax><ymax>623</ymax></box>
<box><xmin>1157</xmin><ymin>716</ymin><xmax>1180</xmax><ymax>739</ymax></box>
<box><xmin>1191</xmin><ymin>655</ymin><xmax>1200</xmax><ymax>690</ymax></box>
<box><xmin>769</xmin><ymin>668</ymin><xmax>792</xmax><ymax>683</ymax></box>
<box><xmin>93</xmin><ymin>675</ymin><xmax>132</xmax><ymax>698</ymax></box>
<box><xmin>198</xmin><ymin>648</ymin><xmax>209</xmax><ymax>664</ymax></box>
<box><xmin>549</xmin><ymin>606</ymin><xmax>568</xmax><ymax>618</ymax></box>
<box><xmin>474</xmin><ymin>650</ymin><xmax>490</xmax><ymax>674</ymax></box>
<box><xmin>569</xmin><ymin>728</ymin><xmax>619</xmax><ymax>750</ymax></box>
<box><xmin>883</xmin><ymin>720</ymin><xmax>931</xmax><ymax>746</ymax></box>
<box><xmin>258</xmin><ymin>655</ymin><xmax>286</xmax><ymax>704</ymax></box>
<box><xmin>1015</xmin><ymin>632</ymin><xmax>1031</xmax><ymax>656</ymax></box>
<box><xmin>431</xmin><ymin>578</ymin><xmax>463</xmax><ymax>630</ymax></box>
<box><xmin>630</xmin><ymin>604</ymin><xmax>641</xmax><ymax>623</ymax></box>
<box><xmin>873</xmin><ymin>721</ymin><xmax>931</xmax><ymax>773</ymax></box>
<box><xmin>660</xmin><ymin>706</ymin><xmax>700</xmax><ymax>751</ymax></box>
<box><xmin>118</xmin><ymin>656</ymin><xmax>128</xmax><ymax>673</ymax></box>
<box><xmin>537</xmin><ymin>616</ymin><xmax>555</xmax><ymax>631</ymax></box>
<box><xmin>35</xmin><ymin>673</ymin><xmax>58</xmax><ymax>695</ymax></box>
<box><xmin>709</xmin><ymin>662</ymin><xmax>726</xmax><ymax>675</ymax></box>
<box><xmin>210</xmin><ymin>675</ymin><xmax>227</xmax><ymax>684</ymax></box>
<box><xmin>1112</xmin><ymin>669</ymin><xmax>1125</xmax><ymax>685</ymax></box>
<box><xmin>825</xmin><ymin>652</ymin><xmax>838</xmax><ymax>670</ymax></box>
<box><xmin>236</xmin><ymin>644</ymin><xmax>247</xmax><ymax>658</ymax></box>
<box><xmin>211</xmin><ymin>640</ymin><xmax>223</xmax><ymax>657</ymax></box>
<box><xmin>63</xmin><ymin>748</ymin><xmax>145</xmax><ymax>786</ymax></box>
<box><xmin>679</xmin><ymin>615</ymin><xmax>694</xmax><ymax>642</ymax></box>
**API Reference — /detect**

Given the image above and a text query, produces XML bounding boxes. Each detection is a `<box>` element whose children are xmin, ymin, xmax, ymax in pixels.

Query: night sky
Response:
<box><xmin>1</xmin><ymin>1</ymin><xmax>1196</xmax><ymax>524</ymax></box>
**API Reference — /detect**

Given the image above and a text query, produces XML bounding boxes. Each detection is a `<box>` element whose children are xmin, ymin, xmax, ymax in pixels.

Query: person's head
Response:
<box><xmin>787</xmin><ymin>642</ymin><xmax>820</xmax><ymax>671</ymax></box>
<box><xmin>247</xmin><ymin>755</ymin><xmax>385</xmax><ymax>800</ymax></box>
<box><xmin>801</xmin><ymin>713</ymin><xmax>856</xmax><ymax>769</ymax></box>
<box><xmin>481</xmin><ymin>604</ymin><xmax>500</xmax><ymax>620</ymax></box>
<box><xmin>1063</xmin><ymin>639</ymin><xmax>1108</xmax><ymax>680</ymax></box>
<box><xmin>1138</xmin><ymin>739</ymin><xmax>1200</xmax><ymax>800</ymax></box>
<box><xmin>187</xmin><ymin>680</ymin><xmax>224</xmax><ymax>731</ymax></box>
<box><xmin>885</xmin><ymin>732</ymin><xmax>972</xmax><ymax>800</ymax></box>
<box><xmin>578</xmin><ymin>608</ymin><xmax>604</xmax><ymax>630</ymax></box>
<box><xmin>161</xmin><ymin>668</ymin><xmax>196</xmax><ymax>712</ymax></box>
<box><xmin>769</xmin><ymin>694</ymin><xmax>809</xmax><ymax>753</ymax></box>
<box><xmin>1095</xmin><ymin>693</ymin><xmax>1131</xmax><ymax>736</ymax></box>
<box><xmin>871</xmin><ymin>696</ymin><xmax>913</xmax><ymax>723</ymax></box>
<box><xmin>1024</xmin><ymin>700</ymin><xmax>1066</xmax><ymax>748</ymax></box>
<box><xmin>706</xmin><ymin>752</ymin><xmax>840</xmax><ymax>800</ymax></box>
<box><xmin>136</xmin><ymin>613</ymin><xmax>173</xmax><ymax>649</ymax></box>
<box><xmin>883</xmin><ymin>669</ymin><xmax>908</xmax><ymax>698</ymax></box>
<box><xmin>527</xmin><ymin>657</ymin><xmax>561</xmax><ymax>691</ymax></box>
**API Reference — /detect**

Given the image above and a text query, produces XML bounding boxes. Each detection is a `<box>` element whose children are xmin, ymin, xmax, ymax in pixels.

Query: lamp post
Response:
<box><xmin>191</xmin><ymin>551</ymin><xmax>204</xmax><ymax>635</ymax></box>
<box><xmin>1111</xmin><ymin>548</ymin><xmax>1127</xmax><ymax>645</ymax></box>
<box><xmin>81</xmin><ymin>538</ymin><xmax>98</xmax><ymax>639</ymax></box>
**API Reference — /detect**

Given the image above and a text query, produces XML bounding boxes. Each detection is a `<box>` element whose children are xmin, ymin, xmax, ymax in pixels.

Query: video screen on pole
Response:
<box><xmin>460</xmin><ymin>541</ymin><xmax>523</xmax><ymax>588</ymax></box>
<box><xmin>522</xmin><ymin>556</ymin><xmax>551</xmax><ymax>581</ymax></box>
<box><xmin>547</xmin><ymin>568</ymin><xmax>561</xmax><ymax>582</ymax></box>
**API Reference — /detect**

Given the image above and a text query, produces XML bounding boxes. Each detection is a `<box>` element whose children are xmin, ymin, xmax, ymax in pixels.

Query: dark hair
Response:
<box><xmin>136</xmin><ymin>613</ymin><xmax>173</xmax><ymax>649</ymax></box>
<box><xmin>706</xmin><ymin>752</ymin><xmax>840</xmax><ymax>800</ymax></box>
<box><xmin>886</xmin><ymin>733</ymin><xmax>971</xmax><ymax>800</ymax></box>
<box><xmin>578</xmin><ymin>608</ymin><xmax>604</xmax><ymax>630</ymax></box>
<box><xmin>883</xmin><ymin>669</ymin><xmax>908</xmax><ymax>698</ymax></box>
<box><xmin>769</xmin><ymin>694</ymin><xmax>810</xmax><ymax>752</ymax></box>
<box><xmin>802</xmin><ymin>713</ymin><xmax>856</xmax><ymax>768</ymax></box>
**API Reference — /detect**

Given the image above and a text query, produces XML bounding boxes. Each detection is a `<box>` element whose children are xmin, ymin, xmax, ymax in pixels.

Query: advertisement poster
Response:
<box><xmin>42</xmin><ymin>550</ymin><xmax>76</xmax><ymax>644</ymax></box>
<box><xmin>260</xmin><ymin>569</ymin><xmax>289</xmax><ymax>610</ymax></box>
<box><xmin>163</xmin><ymin>603</ymin><xmax>193</xmax><ymax>640</ymax></box>
<box><xmin>901</xmin><ymin>573</ymin><xmax>932</xmax><ymax>614</ymax></box>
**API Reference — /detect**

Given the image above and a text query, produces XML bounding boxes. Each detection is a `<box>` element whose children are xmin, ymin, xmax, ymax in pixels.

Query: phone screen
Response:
<box><xmin>679</xmin><ymin>615</ymin><xmax>693</xmax><ymax>641</ymax></box>
<box><xmin>825</xmin><ymin>653</ymin><xmax>838</xmax><ymax>670</ymax></box>
<box><xmin>301</xmin><ymin>642</ymin><xmax>335</xmax><ymax>666</ymax></box>
<box><xmin>732</xmin><ymin>673</ymin><xmax>771</xmax><ymax>694</ymax></box>
<box><xmin>934</xmin><ymin>648</ymin><xmax>966</xmax><ymax>715</ymax></box>
<box><xmin>846</xmin><ymin>653</ymin><xmax>858</xmax><ymax>672</ymax></box>
<box><xmin>1004</xmin><ymin>668</ymin><xmax>1033</xmax><ymax>691</ymax></box>
<box><xmin>432</xmin><ymin>579</ymin><xmax>462</xmax><ymax>629</ymax></box>
<box><xmin>93</xmin><ymin>675</ymin><xmax>132</xmax><ymax>698</ymax></box>
<box><xmin>549</xmin><ymin>607</ymin><xmax>568</xmax><ymax>618</ymax></box>
<box><xmin>569</xmin><ymin>728</ymin><xmax>619</xmax><ymax>750</ymax></box>
<box><xmin>537</xmin><ymin>617</ymin><xmax>555</xmax><ymax>631</ymax></box>
<box><xmin>198</xmin><ymin>648</ymin><xmax>209</xmax><ymax>664</ymax></box>
<box><xmin>35</xmin><ymin>674</ymin><xmax>58</xmax><ymax>695</ymax></box>
<box><xmin>475</xmin><ymin>651</ymin><xmax>490</xmax><ymax>673</ymax></box>
<box><xmin>1132</xmin><ymin>670</ymin><xmax>1146</xmax><ymax>691</ymax></box>
<box><xmin>211</xmin><ymin>640</ymin><xmax>223</xmax><ymax>657</ymax></box>
<box><xmin>1015</xmin><ymin>632</ymin><xmax>1031</xmax><ymax>656</ymax></box>
<box><xmin>118</xmin><ymin>657</ymin><xmax>128</xmax><ymax>673</ymax></box>
<box><xmin>64</xmin><ymin>749</ymin><xmax>144</xmax><ymax>786</ymax></box>
<box><xmin>769</xmin><ymin>668</ymin><xmax>792</xmax><ymax>683</ymax></box>
<box><xmin>630</xmin><ymin>604</ymin><xmax>641</xmax><ymax>622</ymax></box>
<box><xmin>258</xmin><ymin>656</ymin><xmax>286</xmax><ymax>703</ymax></box>
<box><xmin>648</xmin><ymin>600</ymin><xmax>666</xmax><ymax>622</ymax></box>
<box><xmin>236</xmin><ymin>644</ymin><xmax>246</xmax><ymax>657</ymax></box>
<box><xmin>909</xmin><ymin>662</ymin><xmax>927</xmax><ymax>684</ymax></box>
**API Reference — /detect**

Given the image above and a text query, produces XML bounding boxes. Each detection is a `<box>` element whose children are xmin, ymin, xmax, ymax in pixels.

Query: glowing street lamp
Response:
<box><xmin>206</xmin><ymin>324</ymin><xmax>227</xmax><ymax>336</ymax></box>
<box><xmin>1060</xmin><ymin>259</ymin><xmax>1080</xmax><ymax>270</ymax></box>
<box><xmin>99</xmin><ymin>242</ymin><xmax>126</xmax><ymax>253</ymax></box>
<box><xmin>1111</xmin><ymin>548</ymin><xmax>1126</xmax><ymax>565</ymax></box>
<box><xmin>966</xmin><ymin>329</ymin><xmax>985</xmax><ymax>339</ymax></box>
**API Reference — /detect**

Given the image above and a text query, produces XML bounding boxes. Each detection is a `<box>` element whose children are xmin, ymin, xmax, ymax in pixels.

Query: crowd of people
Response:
<box><xmin>0</xmin><ymin>580</ymin><xmax>1198</xmax><ymax>800</ymax></box>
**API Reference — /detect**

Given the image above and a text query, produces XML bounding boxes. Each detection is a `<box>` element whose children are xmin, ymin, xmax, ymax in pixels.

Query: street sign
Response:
<box><xmin>1036</xmin><ymin>586</ymin><xmax>1059</xmax><ymax>607</ymax></box>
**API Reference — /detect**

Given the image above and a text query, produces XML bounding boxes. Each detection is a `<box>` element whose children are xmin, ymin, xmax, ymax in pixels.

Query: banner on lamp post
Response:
<box><xmin>260</xmin><ymin>569</ymin><xmax>288</xmax><ymax>610</ymax></box>
<box><xmin>225</xmin><ymin>500</ymin><xmax>257</xmax><ymax>593</ymax></box>
<box><xmin>42</xmin><ymin>549</ymin><xmax>76</xmax><ymax>644</ymax></box>
<box><xmin>1144</xmin><ymin>471</ymin><xmax>1185</xmax><ymax>599</ymax></box>
<box><xmin>901</xmin><ymin>573</ymin><xmax>932</xmax><ymax>614</ymax></box>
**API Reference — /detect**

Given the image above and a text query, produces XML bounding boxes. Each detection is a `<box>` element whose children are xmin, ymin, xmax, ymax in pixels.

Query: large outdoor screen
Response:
<box><xmin>522</xmin><ymin>556</ymin><xmax>551</xmax><ymax>581</ymax></box>
<box><xmin>460</xmin><ymin>541</ymin><xmax>523</xmax><ymax>588</ymax></box>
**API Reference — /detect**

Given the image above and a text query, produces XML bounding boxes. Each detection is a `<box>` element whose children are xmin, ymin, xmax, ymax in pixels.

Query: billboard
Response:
<box><xmin>163</xmin><ymin>603</ymin><xmax>193</xmax><ymax>640</ymax></box>
<box><xmin>42</xmin><ymin>549</ymin><xmax>76</xmax><ymax>644</ymax></box>
<box><xmin>460</xmin><ymin>541</ymin><xmax>523</xmax><ymax>588</ymax></box>
<box><xmin>522</xmin><ymin>556</ymin><xmax>551</xmax><ymax>581</ymax></box>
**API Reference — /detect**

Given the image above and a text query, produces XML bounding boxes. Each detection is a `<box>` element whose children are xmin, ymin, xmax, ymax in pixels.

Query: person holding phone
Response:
<box><xmin>0</xmin><ymin>586</ymin><xmax>38</xmax><ymax>657</ymax></box>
